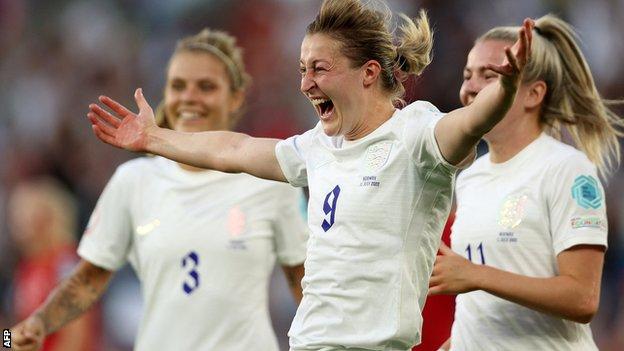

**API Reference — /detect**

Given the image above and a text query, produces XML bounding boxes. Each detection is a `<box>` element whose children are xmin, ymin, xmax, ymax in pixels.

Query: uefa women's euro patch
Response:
<box><xmin>571</xmin><ymin>175</ymin><xmax>602</xmax><ymax>209</ymax></box>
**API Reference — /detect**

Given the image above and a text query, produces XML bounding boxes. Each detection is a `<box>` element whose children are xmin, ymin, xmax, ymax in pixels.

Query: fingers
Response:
<box><xmin>428</xmin><ymin>285</ymin><xmax>443</xmax><ymax>296</ymax></box>
<box><xmin>12</xmin><ymin>328</ymin><xmax>39</xmax><ymax>350</ymax></box>
<box><xmin>89</xmin><ymin>104</ymin><xmax>122</xmax><ymax>128</ymax></box>
<box><xmin>484</xmin><ymin>63</ymin><xmax>510</xmax><ymax>77</ymax></box>
<box><xmin>92</xmin><ymin>125</ymin><xmax>120</xmax><ymax>148</ymax></box>
<box><xmin>438</xmin><ymin>242</ymin><xmax>454</xmax><ymax>255</ymax></box>
<box><xmin>505</xmin><ymin>46</ymin><xmax>520</xmax><ymax>73</ymax></box>
<box><xmin>524</xmin><ymin>19</ymin><xmax>533</xmax><ymax>59</ymax></box>
<box><xmin>88</xmin><ymin>112</ymin><xmax>118</xmax><ymax>138</ymax></box>
<box><xmin>134</xmin><ymin>88</ymin><xmax>154</xmax><ymax>114</ymax></box>
<box><xmin>99</xmin><ymin>95</ymin><xmax>134</xmax><ymax>117</ymax></box>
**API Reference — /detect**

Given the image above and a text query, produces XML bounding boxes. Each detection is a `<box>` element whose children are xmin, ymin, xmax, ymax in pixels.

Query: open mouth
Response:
<box><xmin>311</xmin><ymin>98</ymin><xmax>335</xmax><ymax>119</ymax></box>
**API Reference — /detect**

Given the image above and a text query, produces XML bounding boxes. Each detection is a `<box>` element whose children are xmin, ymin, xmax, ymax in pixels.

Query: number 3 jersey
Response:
<box><xmin>450</xmin><ymin>133</ymin><xmax>607</xmax><ymax>351</ymax></box>
<box><xmin>275</xmin><ymin>101</ymin><xmax>462</xmax><ymax>350</ymax></box>
<box><xmin>77</xmin><ymin>156</ymin><xmax>308</xmax><ymax>351</ymax></box>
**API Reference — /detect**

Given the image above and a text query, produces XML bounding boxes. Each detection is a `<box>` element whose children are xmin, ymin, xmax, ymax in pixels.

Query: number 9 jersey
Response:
<box><xmin>78</xmin><ymin>156</ymin><xmax>308</xmax><ymax>351</ymax></box>
<box><xmin>276</xmin><ymin>101</ymin><xmax>465</xmax><ymax>350</ymax></box>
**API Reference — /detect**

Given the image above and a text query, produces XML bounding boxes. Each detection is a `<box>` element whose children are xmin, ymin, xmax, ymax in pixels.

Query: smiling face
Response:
<box><xmin>164</xmin><ymin>51</ymin><xmax>243</xmax><ymax>133</ymax></box>
<box><xmin>300</xmin><ymin>33</ymin><xmax>366</xmax><ymax>137</ymax></box>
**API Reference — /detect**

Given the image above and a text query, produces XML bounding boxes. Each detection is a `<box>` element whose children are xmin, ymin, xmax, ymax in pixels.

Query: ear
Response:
<box><xmin>228</xmin><ymin>89</ymin><xmax>245</xmax><ymax>113</ymax></box>
<box><xmin>362</xmin><ymin>60</ymin><xmax>382</xmax><ymax>88</ymax></box>
<box><xmin>524</xmin><ymin>80</ymin><xmax>547</xmax><ymax>109</ymax></box>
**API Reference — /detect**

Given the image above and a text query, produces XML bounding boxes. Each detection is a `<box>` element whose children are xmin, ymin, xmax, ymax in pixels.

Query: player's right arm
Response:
<box><xmin>87</xmin><ymin>89</ymin><xmax>286</xmax><ymax>182</ymax></box>
<box><xmin>11</xmin><ymin>260</ymin><xmax>112</xmax><ymax>351</ymax></box>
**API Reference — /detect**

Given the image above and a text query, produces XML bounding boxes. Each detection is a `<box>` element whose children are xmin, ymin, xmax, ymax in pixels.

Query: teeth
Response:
<box><xmin>310</xmin><ymin>98</ymin><xmax>330</xmax><ymax>106</ymax></box>
<box><xmin>179</xmin><ymin>111</ymin><xmax>201</xmax><ymax>120</ymax></box>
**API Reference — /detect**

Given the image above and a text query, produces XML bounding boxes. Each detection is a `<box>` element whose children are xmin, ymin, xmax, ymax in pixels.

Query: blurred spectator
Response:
<box><xmin>7</xmin><ymin>177</ymin><xmax>101</xmax><ymax>351</ymax></box>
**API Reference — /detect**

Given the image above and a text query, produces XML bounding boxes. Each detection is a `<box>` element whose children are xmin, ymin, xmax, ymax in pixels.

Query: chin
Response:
<box><xmin>320</xmin><ymin>118</ymin><xmax>343</xmax><ymax>137</ymax></box>
<box><xmin>321</xmin><ymin>124</ymin><xmax>340</xmax><ymax>137</ymax></box>
<box><xmin>175</xmin><ymin>123</ymin><xmax>214</xmax><ymax>133</ymax></box>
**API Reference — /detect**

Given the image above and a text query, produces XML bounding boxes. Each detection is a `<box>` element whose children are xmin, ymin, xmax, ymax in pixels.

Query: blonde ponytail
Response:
<box><xmin>395</xmin><ymin>10</ymin><xmax>433</xmax><ymax>76</ymax></box>
<box><xmin>479</xmin><ymin>14</ymin><xmax>624</xmax><ymax>177</ymax></box>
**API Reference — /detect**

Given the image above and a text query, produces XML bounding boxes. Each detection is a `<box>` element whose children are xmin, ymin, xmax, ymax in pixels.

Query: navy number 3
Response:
<box><xmin>182</xmin><ymin>251</ymin><xmax>200</xmax><ymax>294</ymax></box>
<box><xmin>322</xmin><ymin>185</ymin><xmax>341</xmax><ymax>232</ymax></box>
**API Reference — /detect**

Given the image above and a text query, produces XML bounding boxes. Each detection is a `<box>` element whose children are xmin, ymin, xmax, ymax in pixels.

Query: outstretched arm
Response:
<box><xmin>11</xmin><ymin>260</ymin><xmax>113</xmax><ymax>351</ymax></box>
<box><xmin>88</xmin><ymin>89</ymin><xmax>286</xmax><ymax>182</ymax></box>
<box><xmin>434</xmin><ymin>19</ymin><xmax>534</xmax><ymax>165</ymax></box>
<box><xmin>429</xmin><ymin>244</ymin><xmax>604</xmax><ymax>324</ymax></box>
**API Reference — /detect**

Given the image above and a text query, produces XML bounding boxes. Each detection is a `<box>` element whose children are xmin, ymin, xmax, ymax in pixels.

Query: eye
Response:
<box><xmin>198</xmin><ymin>81</ymin><xmax>217</xmax><ymax>92</ymax></box>
<box><xmin>170</xmin><ymin>80</ymin><xmax>185</xmax><ymax>91</ymax></box>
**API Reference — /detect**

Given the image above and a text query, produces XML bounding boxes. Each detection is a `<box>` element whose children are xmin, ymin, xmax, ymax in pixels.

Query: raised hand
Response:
<box><xmin>87</xmin><ymin>88</ymin><xmax>158</xmax><ymax>152</ymax></box>
<box><xmin>486</xmin><ymin>18</ymin><xmax>534</xmax><ymax>91</ymax></box>
<box><xmin>11</xmin><ymin>315</ymin><xmax>45</xmax><ymax>351</ymax></box>
<box><xmin>429</xmin><ymin>243</ymin><xmax>480</xmax><ymax>295</ymax></box>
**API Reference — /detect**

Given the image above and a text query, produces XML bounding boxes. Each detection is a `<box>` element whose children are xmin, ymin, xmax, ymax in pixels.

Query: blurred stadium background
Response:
<box><xmin>0</xmin><ymin>0</ymin><xmax>622</xmax><ymax>350</ymax></box>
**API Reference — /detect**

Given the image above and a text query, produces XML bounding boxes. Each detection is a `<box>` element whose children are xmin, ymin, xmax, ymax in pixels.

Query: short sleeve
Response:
<box><xmin>547</xmin><ymin>154</ymin><xmax>608</xmax><ymax>255</ymax></box>
<box><xmin>402</xmin><ymin>100</ymin><xmax>467</xmax><ymax>174</ymax></box>
<box><xmin>77</xmin><ymin>166</ymin><xmax>133</xmax><ymax>271</ymax></box>
<box><xmin>272</xmin><ymin>185</ymin><xmax>309</xmax><ymax>266</ymax></box>
<box><xmin>275</xmin><ymin>127</ymin><xmax>317</xmax><ymax>187</ymax></box>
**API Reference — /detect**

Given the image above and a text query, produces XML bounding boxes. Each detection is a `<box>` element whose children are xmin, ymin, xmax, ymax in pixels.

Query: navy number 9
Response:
<box><xmin>322</xmin><ymin>185</ymin><xmax>341</xmax><ymax>232</ymax></box>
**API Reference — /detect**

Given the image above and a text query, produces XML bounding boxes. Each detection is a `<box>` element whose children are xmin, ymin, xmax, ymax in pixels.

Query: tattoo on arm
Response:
<box><xmin>34</xmin><ymin>262</ymin><xmax>112</xmax><ymax>335</ymax></box>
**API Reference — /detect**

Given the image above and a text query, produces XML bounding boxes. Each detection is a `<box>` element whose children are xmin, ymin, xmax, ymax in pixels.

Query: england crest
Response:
<box><xmin>364</xmin><ymin>141</ymin><xmax>393</xmax><ymax>172</ymax></box>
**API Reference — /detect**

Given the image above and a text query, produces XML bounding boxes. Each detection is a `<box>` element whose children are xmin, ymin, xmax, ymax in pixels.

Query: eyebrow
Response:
<box><xmin>463</xmin><ymin>66</ymin><xmax>495</xmax><ymax>73</ymax></box>
<box><xmin>169</xmin><ymin>76</ymin><xmax>216</xmax><ymax>81</ymax></box>
<box><xmin>299</xmin><ymin>59</ymin><xmax>328</xmax><ymax>66</ymax></box>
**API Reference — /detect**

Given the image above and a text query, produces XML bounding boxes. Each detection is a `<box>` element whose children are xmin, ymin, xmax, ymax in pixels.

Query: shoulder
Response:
<box><xmin>456</xmin><ymin>153</ymin><xmax>489</xmax><ymax>184</ymax></box>
<box><xmin>116</xmin><ymin>156</ymin><xmax>159</xmax><ymax>174</ymax></box>
<box><xmin>398</xmin><ymin>100</ymin><xmax>444</xmax><ymax>123</ymax></box>
<box><xmin>541</xmin><ymin>136</ymin><xmax>596</xmax><ymax>175</ymax></box>
<box><xmin>109</xmin><ymin>156</ymin><xmax>162</xmax><ymax>186</ymax></box>
<box><xmin>395</xmin><ymin>100</ymin><xmax>445</xmax><ymax>139</ymax></box>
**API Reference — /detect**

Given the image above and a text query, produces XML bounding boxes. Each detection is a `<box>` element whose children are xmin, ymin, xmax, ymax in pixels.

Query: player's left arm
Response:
<box><xmin>281</xmin><ymin>264</ymin><xmax>304</xmax><ymax>303</ymax></box>
<box><xmin>429</xmin><ymin>243</ymin><xmax>604</xmax><ymax>324</ymax></box>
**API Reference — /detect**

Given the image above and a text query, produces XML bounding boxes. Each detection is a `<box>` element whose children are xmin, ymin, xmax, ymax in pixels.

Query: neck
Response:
<box><xmin>345</xmin><ymin>96</ymin><xmax>396</xmax><ymax>141</ymax></box>
<box><xmin>486</xmin><ymin>117</ymin><xmax>543</xmax><ymax>163</ymax></box>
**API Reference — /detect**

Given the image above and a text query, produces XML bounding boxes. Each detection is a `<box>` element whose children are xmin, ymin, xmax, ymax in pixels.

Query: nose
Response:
<box><xmin>300</xmin><ymin>73</ymin><xmax>316</xmax><ymax>94</ymax></box>
<box><xmin>460</xmin><ymin>78</ymin><xmax>480</xmax><ymax>106</ymax></box>
<box><xmin>180</xmin><ymin>85</ymin><xmax>200</xmax><ymax>104</ymax></box>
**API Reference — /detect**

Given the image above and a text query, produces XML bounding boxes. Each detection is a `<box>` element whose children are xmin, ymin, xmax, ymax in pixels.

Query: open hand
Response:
<box><xmin>486</xmin><ymin>18</ymin><xmax>534</xmax><ymax>91</ymax></box>
<box><xmin>87</xmin><ymin>88</ymin><xmax>158</xmax><ymax>152</ymax></box>
<box><xmin>11</xmin><ymin>315</ymin><xmax>45</xmax><ymax>351</ymax></box>
<box><xmin>429</xmin><ymin>243</ymin><xmax>480</xmax><ymax>295</ymax></box>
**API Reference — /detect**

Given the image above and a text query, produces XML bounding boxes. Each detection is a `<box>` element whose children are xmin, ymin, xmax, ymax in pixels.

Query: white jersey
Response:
<box><xmin>450</xmin><ymin>133</ymin><xmax>607</xmax><ymax>351</ymax></box>
<box><xmin>275</xmin><ymin>101</ymin><xmax>461</xmax><ymax>350</ymax></box>
<box><xmin>78</xmin><ymin>156</ymin><xmax>308</xmax><ymax>351</ymax></box>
